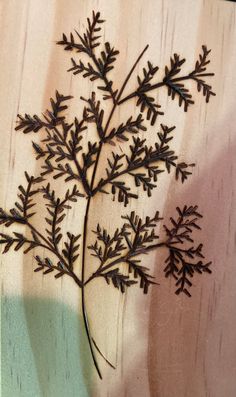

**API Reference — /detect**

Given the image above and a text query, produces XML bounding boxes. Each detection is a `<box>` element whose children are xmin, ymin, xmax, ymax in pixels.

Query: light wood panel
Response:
<box><xmin>1</xmin><ymin>0</ymin><xmax>236</xmax><ymax>396</ymax></box>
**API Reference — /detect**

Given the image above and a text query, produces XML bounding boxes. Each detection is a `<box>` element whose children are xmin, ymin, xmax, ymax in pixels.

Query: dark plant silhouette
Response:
<box><xmin>0</xmin><ymin>11</ymin><xmax>215</xmax><ymax>379</ymax></box>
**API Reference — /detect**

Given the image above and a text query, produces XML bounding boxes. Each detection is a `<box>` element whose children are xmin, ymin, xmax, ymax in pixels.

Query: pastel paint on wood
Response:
<box><xmin>2</xmin><ymin>297</ymin><xmax>91</xmax><ymax>397</ymax></box>
<box><xmin>1</xmin><ymin>1</ymin><xmax>236</xmax><ymax>396</ymax></box>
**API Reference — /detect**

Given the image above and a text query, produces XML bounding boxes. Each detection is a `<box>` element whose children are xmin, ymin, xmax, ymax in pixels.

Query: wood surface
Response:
<box><xmin>1</xmin><ymin>0</ymin><xmax>236</xmax><ymax>396</ymax></box>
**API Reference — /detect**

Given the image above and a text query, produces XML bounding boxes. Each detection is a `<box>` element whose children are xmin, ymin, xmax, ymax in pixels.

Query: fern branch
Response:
<box><xmin>104</xmin><ymin>114</ymin><xmax>146</xmax><ymax>143</ymax></box>
<box><xmin>58</xmin><ymin>12</ymin><xmax>118</xmax><ymax>103</ymax></box>
<box><xmin>86</xmin><ymin>206</ymin><xmax>211</xmax><ymax>297</ymax></box>
<box><xmin>92</xmin><ymin>125</ymin><xmax>194</xmax><ymax>199</ymax></box>
<box><xmin>33</xmin><ymin>255</ymin><xmax>71</xmax><ymax>278</ymax></box>
<box><xmin>81</xmin><ymin>92</ymin><xmax>105</xmax><ymax>139</ymax></box>
<box><xmin>16</xmin><ymin>91</ymin><xmax>72</xmax><ymax>133</ymax></box>
<box><xmin>118</xmin><ymin>46</ymin><xmax>215</xmax><ymax>113</ymax></box>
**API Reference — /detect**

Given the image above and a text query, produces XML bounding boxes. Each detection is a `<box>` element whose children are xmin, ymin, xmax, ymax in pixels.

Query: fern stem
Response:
<box><xmin>81</xmin><ymin>194</ymin><xmax>105</xmax><ymax>378</ymax></box>
<box><xmin>80</xmin><ymin>45</ymin><xmax>150</xmax><ymax>378</ymax></box>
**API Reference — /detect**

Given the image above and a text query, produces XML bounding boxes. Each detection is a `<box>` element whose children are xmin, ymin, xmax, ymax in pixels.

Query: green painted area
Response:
<box><xmin>1</xmin><ymin>296</ymin><xmax>92</xmax><ymax>397</ymax></box>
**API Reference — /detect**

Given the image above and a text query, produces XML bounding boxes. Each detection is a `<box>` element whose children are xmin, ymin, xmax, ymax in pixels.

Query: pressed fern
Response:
<box><xmin>0</xmin><ymin>11</ymin><xmax>215</xmax><ymax>379</ymax></box>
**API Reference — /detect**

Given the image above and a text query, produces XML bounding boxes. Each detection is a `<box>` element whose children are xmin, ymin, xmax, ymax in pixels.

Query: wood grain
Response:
<box><xmin>1</xmin><ymin>0</ymin><xmax>236</xmax><ymax>396</ymax></box>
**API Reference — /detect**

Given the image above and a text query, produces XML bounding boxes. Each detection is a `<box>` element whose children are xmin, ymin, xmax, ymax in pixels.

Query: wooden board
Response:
<box><xmin>1</xmin><ymin>0</ymin><xmax>236</xmax><ymax>396</ymax></box>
